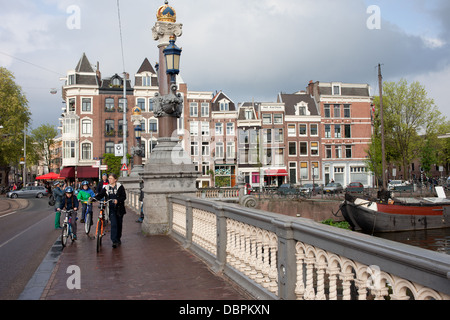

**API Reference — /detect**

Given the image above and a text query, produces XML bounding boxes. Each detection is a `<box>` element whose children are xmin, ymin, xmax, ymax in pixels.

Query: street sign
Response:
<box><xmin>115</xmin><ymin>144</ymin><xmax>124</xmax><ymax>157</ymax></box>
<box><xmin>100</xmin><ymin>165</ymin><xmax>108</xmax><ymax>170</ymax></box>
<box><xmin>120</xmin><ymin>163</ymin><xmax>128</xmax><ymax>171</ymax></box>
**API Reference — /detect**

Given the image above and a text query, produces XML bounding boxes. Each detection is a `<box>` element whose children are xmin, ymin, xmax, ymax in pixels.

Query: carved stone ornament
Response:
<box><xmin>152</xmin><ymin>21</ymin><xmax>183</xmax><ymax>47</ymax></box>
<box><xmin>153</xmin><ymin>84</ymin><xmax>183</xmax><ymax>118</ymax></box>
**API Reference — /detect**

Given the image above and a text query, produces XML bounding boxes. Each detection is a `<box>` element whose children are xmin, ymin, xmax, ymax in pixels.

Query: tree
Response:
<box><xmin>372</xmin><ymin>79</ymin><xmax>445</xmax><ymax>180</ymax></box>
<box><xmin>30</xmin><ymin>124</ymin><xmax>58</xmax><ymax>171</ymax></box>
<box><xmin>0</xmin><ymin>67</ymin><xmax>31</xmax><ymax>183</ymax></box>
<box><xmin>102</xmin><ymin>153</ymin><xmax>131</xmax><ymax>177</ymax></box>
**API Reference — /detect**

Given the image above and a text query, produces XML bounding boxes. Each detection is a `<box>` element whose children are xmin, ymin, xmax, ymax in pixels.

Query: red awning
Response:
<box><xmin>264</xmin><ymin>169</ymin><xmax>288</xmax><ymax>176</ymax></box>
<box><xmin>60</xmin><ymin>167</ymin><xmax>75</xmax><ymax>178</ymax></box>
<box><xmin>77</xmin><ymin>166</ymin><xmax>99</xmax><ymax>178</ymax></box>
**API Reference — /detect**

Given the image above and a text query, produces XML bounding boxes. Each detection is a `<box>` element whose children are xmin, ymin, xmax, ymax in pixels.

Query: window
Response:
<box><xmin>149</xmin><ymin>119</ymin><xmax>157</xmax><ymax>133</ymax></box>
<box><xmin>63</xmin><ymin>141</ymin><xmax>76</xmax><ymax>159</ymax></box>
<box><xmin>226</xmin><ymin>142</ymin><xmax>235</xmax><ymax>159</ymax></box>
<box><xmin>274</xmin><ymin>114</ymin><xmax>283</xmax><ymax>124</ymax></box>
<box><xmin>300</xmin><ymin>162</ymin><xmax>308</xmax><ymax>180</ymax></box>
<box><xmin>333</xmin><ymin>85</ymin><xmax>340</xmax><ymax>95</ymax></box>
<box><xmin>325</xmin><ymin>145</ymin><xmax>332</xmax><ymax>159</ymax></box>
<box><xmin>324</xmin><ymin>105</ymin><xmax>331</xmax><ymax>118</ymax></box>
<box><xmin>111</xmin><ymin>77</ymin><xmax>121</xmax><ymax>86</ymax></box>
<box><xmin>201</xmin><ymin>122</ymin><xmax>210</xmax><ymax>136</ymax></box>
<box><xmin>82</xmin><ymin>98</ymin><xmax>91</xmax><ymax>112</ymax></box>
<box><xmin>215</xmin><ymin>142</ymin><xmax>224</xmax><ymax>159</ymax></box>
<box><xmin>118</xmin><ymin>98</ymin><xmax>127</xmax><ymax>112</ymax></box>
<box><xmin>191</xmin><ymin>141</ymin><xmax>199</xmax><ymax>156</ymax></box>
<box><xmin>220</xmin><ymin>102</ymin><xmax>229</xmax><ymax>111</ymax></box>
<box><xmin>311</xmin><ymin>142</ymin><xmax>319</xmax><ymax>156</ymax></box>
<box><xmin>105</xmin><ymin>142</ymin><xmax>114</xmax><ymax>154</ymax></box>
<box><xmin>250</xmin><ymin>129</ymin><xmax>258</xmax><ymax>144</ymax></box>
<box><xmin>289</xmin><ymin>141</ymin><xmax>297</xmax><ymax>156</ymax></box>
<box><xmin>334</xmin><ymin>104</ymin><xmax>340</xmax><ymax>118</ymax></box>
<box><xmin>140</xmin><ymin>120</ymin><xmax>146</xmax><ymax>132</ymax></box>
<box><xmin>202</xmin><ymin>162</ymin><xmax>210</xmax><ymax>176</ymax></box>
<box><xmin>190</xmin><ymin>121</ymin><xmax>198</xmax><ymax>136</ymax></box>
<box><xmin>298</xmin><ymin>106</ymin><xmax>307</xmax><ymax>115</ymax></box>
<box><xmin>202</xmin><ymin>142</ymin><xmax>209</xmax><ymax>156</ymax></box>
<box><xmin>137</xmin><ymin>98</ymin><xmax>145</xmax><ymax>111</ymax></box>
<box><xmin>334</xmin><ymin>125</ymin><xmax>341</xmax><ymax>138</ymax></box>
<box><xmin>299</xmin><ymin>124</ymin><xmax>307</xmax><ymax>136</ymax></box>
<box><xmin>245</xmin><ymin>109</ymin><xmax>253</xmax><ymax>120</ymax></box>
<box><xmin>81</xmin><ymin>119</ymin><xmax>92</xmax><ymax>135</ymax></box>
<box><xmin>274</xmin><ymin>148</ymin><xmax>284</xmax><ymax>165</ymax></box>
<box><xmin>201</xmin><ymin>103</ymin><xmax>209</xmax><ymax>117</ymax></box>
<box><xmin>344</xmin><ymin>124</ymin><xmax>351</xmax><ymax>138</ymax></box>
<box><xmin>142</xmin><ymin>76</ymin><xmax>151</xmax><ymax>86</ymax></box>
<box><xmin>215</xmin><ymin>123</ymin><xmax>223</xmax><ymax>136</ymax></box>
<box><xmin>311</xmin><ymin>162</ymin><xmax>319</xmax><ymax>179</ymax></box>
<box><xmin>344</xmin><ymin>104</ymin><xmax>351</xmax><ymax>118</ymax></box>
<box><xmin>105</xmin><ymin>120</ymin><xmax>115</xmax><ymax>136</ymax></box>
<box><xmin>81</xmin><ymin>143</ymin><xmax>91</xmax><ymax>160</ymax></box>
<box><xmin>310</xmin><ymin>124</ymin><xmax>318</xmax><ymax>136</ymax></box>
<box><xmin>105</xmin><ymin>98</ymin><xmax>115</xmax><ymax>112</ymax></box>
<box><xmin>68</xmin><ymin>98</ymin><xmax>75</xmax><ymax>113</ymax></box>
<box><xmin>346</xmin><ymin>145</ymin><xmax>352</xmax><ymax>158</ymax></box>
<box><xmin>118</xmin><ymin>120</ymin><xmax>125</xmax><ymax>136</ymax></box>
<box><xmin>263</xmin><ymin>129</ymin><xmax>272</xmax><ymax>144</ymax></box>
<box><xmin>262</xmin><ymin>114</ymin><xmax>272</xmax><ymax>125</ymax></box>
<box><xmin>63</xmin><ymin>118</ymin><xmax>76</xmax><ymax>135</ymax></box>
<box><xmin>68</xmin><ymin>74</ymin><xmax>75</xmax><ymax>85</ymax></box>
<box><xmin>274</xmin><ymin>128</ymin><xmax>283</xmax><ymax>143</ymax></box>
<box><xmin>335</xmin><ymin>145</ymin><xmax>342</xmax><ymax>159</ymax></box>
<box><xmin>325</xmin><ymin>124</ymin><xmax>331</xmax><ymax>138</ymax></box>
<box><xmin>288</xmin><ymin>124</ymin><xmax>296</xmax><ymax>137</ymax></box>
<box><xmin>300</xmin><ymin>142</ymin><xmax>308</xmax><ymax>156</ymax></box>
<box><xmin>226</xmin><ymin>123</ymin><xmax>235</xmax><ymax>135</ymax></box>
<box><xmin>149</xmin><ymin>99</ymin><xmax>154</xmax><ymax>112</ymax></box>
<box><xmin>190</xmin><ymin>103</ymin><xmax>198</xmax><ymax>117</ymax></box>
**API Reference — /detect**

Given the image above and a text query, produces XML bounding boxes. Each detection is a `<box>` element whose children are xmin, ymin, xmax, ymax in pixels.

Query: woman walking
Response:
<box><xmin>93</xmin><ymin>174</ymin><xmax>126</xmax><ymax>248</ymax></box>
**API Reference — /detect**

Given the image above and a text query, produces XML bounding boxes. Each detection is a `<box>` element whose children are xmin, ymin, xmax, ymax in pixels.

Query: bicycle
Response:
<box><xmin>61</xmin><ymin>209</ymin><xmax>76</xmax><ymax>248</ymax></box>
<box><xmin>94</xmin><ymin>199</ymin><xmax>113</xmax><ymax>253</ymax></box>
<box><xmin>82</xmin><ymin>199</ymin><xmax>93</xmax><ymax>235</ymax></box>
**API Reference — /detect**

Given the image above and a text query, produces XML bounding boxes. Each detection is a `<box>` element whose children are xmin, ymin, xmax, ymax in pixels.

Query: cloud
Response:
<box><xmin>1</xmin><ymin>0</ymin><xmax>449</xmax><ymax>128</ymax></box>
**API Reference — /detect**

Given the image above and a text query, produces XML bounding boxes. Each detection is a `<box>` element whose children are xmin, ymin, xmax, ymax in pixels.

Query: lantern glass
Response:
<box><xmin>135</xmin><ymin>126</ymin><xmax>142</xmax><ymax>139</ymax></box>
<box><xmin>163</xmin><ymin>39</ymin><xmax>181</xmax><ymax>75</ymax></box>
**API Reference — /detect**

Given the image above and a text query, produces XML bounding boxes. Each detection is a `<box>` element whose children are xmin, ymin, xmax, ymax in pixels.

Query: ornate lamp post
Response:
<box><xmin>130</xmin><ymin>106</ymin><xmax>144</xmax><ymax>176</ymax></box>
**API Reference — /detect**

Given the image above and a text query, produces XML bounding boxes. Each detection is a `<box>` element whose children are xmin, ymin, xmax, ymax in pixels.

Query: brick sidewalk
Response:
<box><xmin>39</xmin><ymin>207</ymin><xmax>251</xmax><ymax>300</ymax></box>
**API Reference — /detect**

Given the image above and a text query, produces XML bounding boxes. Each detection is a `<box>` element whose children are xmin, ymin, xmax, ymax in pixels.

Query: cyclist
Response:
<box><xmin>52</xmin><ymin>181</ymin><xmax>65</xmax><ymax>229</ymax></box>
<box><xmin>77</xmin><ymin>180</ymin><xmax>95</xmax><ymax>225</ymax></box>
<box><xmin>57</xmin><ymin>187</ymin><xmax>79</xmax><ymax>240</ymax></box>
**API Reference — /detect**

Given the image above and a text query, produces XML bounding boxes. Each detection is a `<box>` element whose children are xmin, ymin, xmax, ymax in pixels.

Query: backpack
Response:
<box><xmin>48</xmin><ymin>195</ymin><xmax>56</xmax><ymax>206</ymax></box>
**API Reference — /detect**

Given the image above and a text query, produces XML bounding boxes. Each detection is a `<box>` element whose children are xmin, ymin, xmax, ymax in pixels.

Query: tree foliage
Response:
<box><xmin>369</xmin><ymin>79</ymin><xmax>447</xmax><ymax>181</ymax></box>
<box><xmin>30</xmin><ymin>124</ymin><xmax>58</xmax><ymax>170</ymax></box>
<box><xmin>0</xmin><ymin>67</ymin><xmax>31</xmax><ymax>167</ymax></box>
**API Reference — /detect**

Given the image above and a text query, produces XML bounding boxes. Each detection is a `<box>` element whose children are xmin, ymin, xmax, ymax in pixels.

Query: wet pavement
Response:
<box><xmin>19</xmin><ymin>203</ymin><xmax>251</xmax><ymax>300</ymax></box>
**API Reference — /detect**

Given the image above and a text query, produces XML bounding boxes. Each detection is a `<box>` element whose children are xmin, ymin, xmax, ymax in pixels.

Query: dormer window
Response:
<box><xmin>142</xmin><ymin>75</ymin><xmax>151</xmax><ymax>86</ymax></box>
<box><xmin>112</xmin><ymin>77</ymin><xmax>121</xmax><ymax>86</ymax></box>
<box><xmin>332</xmin><ymin>83</ymin><xmax>341</xmax><ymax>95</ymax></box>
<box><xmin>68</xmin><ymin>74</ymin><xmax>75</xmax><ymax>85</ymax></box>
<box><xmin>295</xmin><ymin>102</ymin><xmax>310</xmax><ymax>116</ymax></box>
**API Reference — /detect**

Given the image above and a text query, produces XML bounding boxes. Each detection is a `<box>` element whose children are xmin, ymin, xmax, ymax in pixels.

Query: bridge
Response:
<box><xmin>126</xmin><ymin>190</ymin><xmax>450</xmax><ymax>300</ymax></box>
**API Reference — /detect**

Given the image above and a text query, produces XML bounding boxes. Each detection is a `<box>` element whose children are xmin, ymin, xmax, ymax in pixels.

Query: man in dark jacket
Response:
<box><xmin>93</xmin><ymin>173</ymin><xmax>126</xmax><ymax>248</ymax></box>
<box><xmin>52</xmin><ymin>181</ymin><xmax>65</xmax><ymax>229</ymax></box>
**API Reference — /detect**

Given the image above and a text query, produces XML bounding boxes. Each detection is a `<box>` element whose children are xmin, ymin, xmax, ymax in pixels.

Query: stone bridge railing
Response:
<box><xmin>126</xmin><ymin>191</ymin><xmax>450</xmax><ymax>300</ymax></box>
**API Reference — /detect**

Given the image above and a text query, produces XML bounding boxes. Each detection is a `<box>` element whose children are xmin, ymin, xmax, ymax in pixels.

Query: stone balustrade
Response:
<box><xmin>126</xmin><ymin>190</ymin><xmax>450</xmax><ymax>300</ymax></box>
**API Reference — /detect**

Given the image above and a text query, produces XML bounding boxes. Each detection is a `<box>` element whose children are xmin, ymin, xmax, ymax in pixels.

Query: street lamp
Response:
<box><xmin>163</xmin><ymin>36</ymin><xmax>182</xmax><ymax>84</ymax></box>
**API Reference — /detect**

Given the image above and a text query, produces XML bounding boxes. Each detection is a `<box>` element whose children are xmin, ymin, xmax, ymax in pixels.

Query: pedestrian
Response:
<box><xmin>93</xmin><ymin>173</ymin><xmax>126</xmax><ymax>248</ymax></box>
<box><xmin>97</xmin><ymin>173</ymin><xmax>109</xmax><ymax>193</ymax></box>
<box><xmin>77</xmin><ymin>180</ymin><xmax>95</xmax><ymax>225</ymax></box>
<box><xmin>57</xmin><ymin>187</ymin><xmax>79</xmax><ymax>239</ymax></box>
<box><xmin>52</xmin><ymin>181</ymin><xmax>65</xmax><ymax>229</ymax></box>
<box><xmin>136</xmin><ymin>180</ymin><xmax>144</xmax><ymax>223</ymax></box>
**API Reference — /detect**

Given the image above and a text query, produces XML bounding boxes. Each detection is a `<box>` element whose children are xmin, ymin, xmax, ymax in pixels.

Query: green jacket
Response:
<box><xmin>77</xmin><ymin>188</ymin><xmax>95</xmax><ymax>203</ymax></box>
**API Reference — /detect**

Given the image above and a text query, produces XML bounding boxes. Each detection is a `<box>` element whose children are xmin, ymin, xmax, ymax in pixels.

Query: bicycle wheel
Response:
<box><xmin>61</xmin><ymin>224</ymin><xmax>68</xmax><ymax>248</ymax></box>
<box><xmin>96</xmin><ymin>220</ymin><xmax>103</xmax><ymax>253</ymax></box>
<box><xmin>84</xmin><ymin>212</ymin><xmax>92</xmax><ymax>234</ymax></box>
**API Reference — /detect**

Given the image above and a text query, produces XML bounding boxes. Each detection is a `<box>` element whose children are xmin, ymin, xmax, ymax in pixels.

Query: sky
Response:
<box><xmin>1</xmin><ymin>0</ymin><xmax>450</xmax><ymax>130</ymax></box>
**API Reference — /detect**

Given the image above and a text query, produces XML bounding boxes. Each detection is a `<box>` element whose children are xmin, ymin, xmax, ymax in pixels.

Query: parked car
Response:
<box><xmin>323</xmin><ymin>182</ymin><xmax>344</xmax><ymax>194</ymax></box>
<box><xmin>345</xmin><ymin>182</ymin><xmax>364</xmax><ymax>193</ymax></box>
<box><xmin>300</xmin><ymin>183</ymin><xmax>323</xmax><ymax>195</ymax></box>
<box><xmin>387</xmin><ymin>180</ymin><xmax>406</xmax><ymax>191</ymax></box>
<box><xmin>6</xmin><ymin>186</ymin><xmax>49</xmax><ymax>199</ymax></box>
<box><xmin>277</xmin><ymin>183</ymin><xmax>299</xmax><ymax>196</ymax></box>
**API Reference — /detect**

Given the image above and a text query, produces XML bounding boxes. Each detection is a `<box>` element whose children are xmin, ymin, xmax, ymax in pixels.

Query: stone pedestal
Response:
<box><xmin>141</xmin><ymin>137</ymin><xmax>199</xmax><ymax>235</ymax></box>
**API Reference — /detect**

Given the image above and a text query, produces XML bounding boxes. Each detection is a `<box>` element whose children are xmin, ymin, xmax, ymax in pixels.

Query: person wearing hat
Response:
<box><xmin>52</xmin><ymin>181</ymin><xmax>65</xmax><ymax>229</ymax></box>
<box><xmin>57</xmin><ymin>186</ymin><xmax>79</xmax><ymax>239</ymax></box>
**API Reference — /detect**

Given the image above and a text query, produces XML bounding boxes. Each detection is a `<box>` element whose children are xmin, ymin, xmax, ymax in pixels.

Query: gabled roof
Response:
<box><xmin>137</xmin><ymin>58</ymin><xmax>156</xmax><ymax>74</ymax></box>
<box><xmin>211</xmin><ymin>91</ymin><xmax>236</xmax><ymax>112</ymax></box>
<box><xmin>278</xmin><ymin>92</ymin><xmax>319</xmax><ymax>116</ymax></box>
<box><xmin>75</xmin><ymin>53</ymin><xmax>95</xmax><ymax>73</ymax></box>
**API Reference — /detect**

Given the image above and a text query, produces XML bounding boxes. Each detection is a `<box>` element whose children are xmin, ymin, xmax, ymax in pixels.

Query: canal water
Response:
<box><xmin>256</xmin><ymin>198</ymin><xmax>450</xmax><ymax>255</ymax></box>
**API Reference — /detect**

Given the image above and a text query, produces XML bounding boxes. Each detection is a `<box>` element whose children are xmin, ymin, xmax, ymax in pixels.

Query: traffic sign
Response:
<box><xmin>120</xmin><ymin>163</ymin><xmax>128</xmax><ymax>171</ymax></box>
